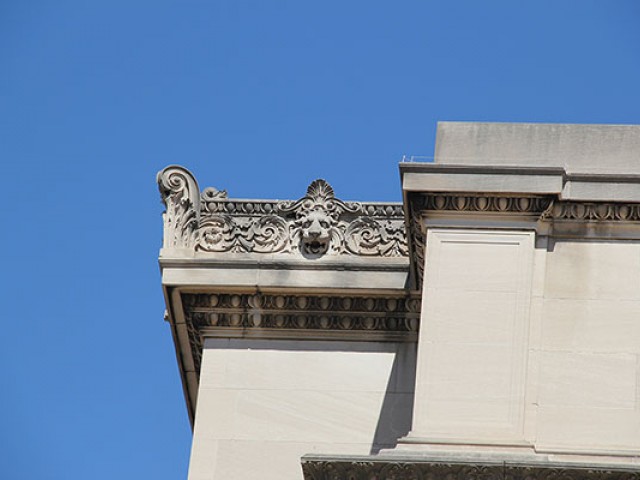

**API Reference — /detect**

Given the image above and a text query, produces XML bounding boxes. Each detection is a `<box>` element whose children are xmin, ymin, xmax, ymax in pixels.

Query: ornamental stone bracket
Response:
<box><xmin>157</xmin><ymin>165</ymin><xmax>408</xmax><ymax>259</ymax></box>
<box><xmin>301</xmin><ymin>456</ymin><xmax>640</xmax><ymax>480</ymax></box>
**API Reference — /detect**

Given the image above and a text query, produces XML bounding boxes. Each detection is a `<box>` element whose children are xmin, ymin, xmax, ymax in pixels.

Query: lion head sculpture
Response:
<box><xmin>279</xmin><ymin>179</ymin><xmax>360</xmax><ymax>256</ymax></box>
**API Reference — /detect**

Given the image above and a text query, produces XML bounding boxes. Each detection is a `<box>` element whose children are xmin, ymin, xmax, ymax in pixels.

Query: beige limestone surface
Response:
<box><xmin>410</xmin><ymin>230</ymin><xmax>535</xmax><ymax>445</ymax></box>
<box><xmin>434</xmin><ymin>122</ymin><xmax>640</xmax><ymax>174</ymax></box>
<box><xmin>401</xmin><ymin>227</ymin><xmax>640</xmax><ymax>463</ymax></box>
<box><xmin>160</xmin><ymin>123</ymin><xmax>640</xmax><ymax>479</ymax></box>
<box><xmin>188</xmin><ymin>338</ymin><xmax>416</xmax><ymax>480</ymax></box>
<box><xmin>535</xmin><ymin>240</ymin><xmax>640</xmax><ymax>456</ymax></box>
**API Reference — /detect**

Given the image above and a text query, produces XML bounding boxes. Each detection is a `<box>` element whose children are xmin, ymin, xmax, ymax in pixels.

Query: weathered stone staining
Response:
<box><xmin>158</xmin><ymin>122</ymin><xmax>640</xmax><ymax>480</ymax></box>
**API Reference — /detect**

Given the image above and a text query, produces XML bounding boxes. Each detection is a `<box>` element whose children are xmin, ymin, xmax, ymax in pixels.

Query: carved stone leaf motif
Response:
<box><xmin>345</xmin><ymin>217</ymin><xmax>382</xmax><ymax>255</ymax></box>
<box><xmin>196</xmin><ymin>215</ymin><xmax>289</xmax><ymax>253</ymax></box>
<box><xmin>157</xmin><ymin>166</ymin><xmax>201</xmax><ymax>248</ymax></box>
<box><xmin>201</xmin><ymin>186</ymin><xmax>228</xmax><ymax>201</ymax></box>
<box><xmin>159</xmin><ymin>167</ymin><xmax>409</xmax><ymax>257</ymax></box>
<box><xmin>551</xmin><ymin>202</ymin><xmax>640</xmax><ymax>222</ymax></box>
<box><xmin>346</xmin><ymin>218</ymin><xmax>408</xmax><ymax>256</ymax></box>
<box><xmin>246</xmin><ymin>215</ymin><xmax>288</xmax><ymax>253</ymax></box>
<box><xmin>196</xmin><ymin>216</ymin><xmax>236</xmax><ymax>252</ymax></box>
<box><xmin>301</xmin><ymin>460</ymin><xmax>640</xmax><ymax>480</ymax></box>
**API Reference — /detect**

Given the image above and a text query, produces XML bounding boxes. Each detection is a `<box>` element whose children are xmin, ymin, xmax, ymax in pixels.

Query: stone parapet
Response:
<box><xmin>158</xmin><ymin>165</ymin><xmax>408</xmax><ymax>258</ymax></box>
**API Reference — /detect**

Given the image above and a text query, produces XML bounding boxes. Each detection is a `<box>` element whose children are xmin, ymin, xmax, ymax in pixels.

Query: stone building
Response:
<box><xmin>158</xmin><ymin>122</ymin><xmax>640</xmax><ymax>480</ymax></box>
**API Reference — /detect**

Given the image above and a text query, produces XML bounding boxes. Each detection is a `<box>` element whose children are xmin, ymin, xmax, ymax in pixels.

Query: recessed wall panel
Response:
<box><xmin>412</xmin><ymin>230</ymin><xmax>534</xmax><ymax>444</ymax></box>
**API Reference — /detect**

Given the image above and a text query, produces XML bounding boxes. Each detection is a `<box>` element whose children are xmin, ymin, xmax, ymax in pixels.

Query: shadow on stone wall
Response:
<box><xmin>370</xmin><ymin>343</ymin><xmax>416</xmax><ymax>454</ymax></box>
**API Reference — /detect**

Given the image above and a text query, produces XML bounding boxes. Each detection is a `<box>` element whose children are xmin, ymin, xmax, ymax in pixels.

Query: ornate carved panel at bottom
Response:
<box><xmin>301</xmin><ymin>458</ymin><xmax>640</xmax><ymax>480</ymax></box>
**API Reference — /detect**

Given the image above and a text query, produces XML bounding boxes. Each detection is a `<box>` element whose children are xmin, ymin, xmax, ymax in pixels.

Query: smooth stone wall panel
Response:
<box><xmin>188</xmin><ymin>338</ymin><xmax>416</xmax><ymax>480</ymax></box>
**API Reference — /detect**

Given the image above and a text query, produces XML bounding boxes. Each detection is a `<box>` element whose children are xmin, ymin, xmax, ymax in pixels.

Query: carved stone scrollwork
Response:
<box><xmin>201</xmin><ymin>186</ymin><xmax>228</xmax><ymax>202</ymax></box>
<box><xmin>157</xmin><ymin>166</ymin><xmax>201</xmax><ymax>248</ymax></box>
<box><xmin>158</xmin><ymin>167</ymin><xmax>409</xmax><ymax>258</ymax></box>
<box><xmin>345</xmin><ymin>218</ymin><xmax>409</xmax><ymax>257</ymax></box>
<box><xmin>196</xmin><ymin>216</ymin><xmax>235</xmax><ymax>252</ymax></box>
<box><xmin>195</xmin><ymin>215</ymin><xmax>289</xmax><ymax>253</ymax></box>
<box><xmin>301</xmin><ymin>459</ymin><xmax>640</xmax><ymax>480</ymax></box>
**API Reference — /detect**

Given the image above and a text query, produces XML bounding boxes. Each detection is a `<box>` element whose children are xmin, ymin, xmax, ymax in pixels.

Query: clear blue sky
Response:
<box><xmin>1</xmin><ymin>1</ymin><xmax>639</xmax><ymax>478</ymax></box>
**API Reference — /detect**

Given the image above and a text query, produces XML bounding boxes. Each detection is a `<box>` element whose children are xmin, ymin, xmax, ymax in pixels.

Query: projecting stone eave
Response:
<box><xmin>157</xmin><ymin>165</ymin><xmax>419</xmax><ymax>426</ymax></box>
<box><xmin>399</xmin><ymin>161</ymin><xmax>640</xmax><ymax>291</ymax></box>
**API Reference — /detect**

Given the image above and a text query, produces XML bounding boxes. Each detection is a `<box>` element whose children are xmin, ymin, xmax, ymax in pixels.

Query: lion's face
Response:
<box><xmin>300</xmin><ymin>209</ymin><xmax>332</xmax><ymax>254</ymax></box>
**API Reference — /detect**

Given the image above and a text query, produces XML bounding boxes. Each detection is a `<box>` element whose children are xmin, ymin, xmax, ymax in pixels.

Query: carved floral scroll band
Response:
<box><xmin>158</xmin><ymin>166</ymin><xmax>408</xmax><ymax>257</ymax></box>
<box><xmin>301</xmin><ymin>459</ymin><xmax>640</xmax><ymax>480</ymax></box>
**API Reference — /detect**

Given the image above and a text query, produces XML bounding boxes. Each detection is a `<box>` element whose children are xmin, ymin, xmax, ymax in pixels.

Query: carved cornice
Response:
<box><xmin>410</xmin><ymin>192</ymin><xmax>640</xmax><ymax>222</ymax></box>
<box><xmin>406</xmin><ymin>193</ymin><xmax>556</xmax><ymax>289</ymax></box>
<box><xmin>301</xmin><ymin>458</ymin><xmax>640</xmax><ymax>480</ymax></box>
<box><xmin>158</xmin><ymin>166</ymin><xmax>408</xmax><ymax>258</ymax></box>
<box><xmin>420</xmin><ymin>193</ymin><xmax>555</xmax><ymax>215</ymax></box>
<box><xmin>407</xmin><ymin>192</ymin><xmax>640</xmax><ymax>289</ymax></box>
<box><xmin>182</xmin><ymin>292</ymin><xmax>421</xmax><ymax>375</ymax></box>
<box><xmin>550</xmin><ymin>202</ymin><xmax>640</xmax><ymax>222</ymax></box>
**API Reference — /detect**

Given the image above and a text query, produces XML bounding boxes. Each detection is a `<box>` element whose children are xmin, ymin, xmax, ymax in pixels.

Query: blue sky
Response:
<box><xmin>1</xmin><ymin>1</ymin><xmax>639</xmax><ymax>478</ymax></box>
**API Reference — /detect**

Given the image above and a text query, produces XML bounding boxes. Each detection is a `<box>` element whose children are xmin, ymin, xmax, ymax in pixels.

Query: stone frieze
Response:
<box><xmin>182</xmin><ymin>292</ymin><xmax>421</xmax><ymax>374</ymax></box>
<box><xmin>301</xmin><ymin>459</ymin><xmax>640</xmax><ymax>480</ymax></box>
<box><xmin>406</xmin><ymin>192</ymin><xmax>640</xmax><ymax>289</ymax></box>
<box><xmin>158</xmin><ymin>166</ymin><xmax>408</xmax><ymax>257</ymax></box>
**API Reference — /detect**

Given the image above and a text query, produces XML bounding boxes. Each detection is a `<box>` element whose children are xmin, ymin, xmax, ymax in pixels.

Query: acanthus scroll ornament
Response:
<box><xmin>157</xmin><ymin>166</ymin><xmax>201</xmax><ymax>249</ymax></box>
<box><xmin>196</xmin><ymin>215</ymin><xmax>289</xmax><ymax>253</ymax></box>
<box><xmin>193</xmin><ymin>178</ymin><xmax>408</xmax><ymax>257</ymax></box>
<box><xmin>158</xmin><ymin>166</ymin><xmax>408</xmax><ymax>257</ymax></box>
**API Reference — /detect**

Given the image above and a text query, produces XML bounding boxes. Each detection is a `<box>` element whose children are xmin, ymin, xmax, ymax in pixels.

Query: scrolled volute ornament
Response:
<box><xmin>346</xmin><ymin>218</ymin><xmax>408</xmax><ymax>257</ymax></box>
<box><xmin>196</xmin><ymin>216</ymin><xmax>236</xmax><ymax>252</ymax></box>
<box><xmin>243</xmin><ymin>215</ymin><xmax>288</xmax><ymax>253</ymax></box>
<box><xmin>157</xmin><ymin>165</ymin><xmax>201</xmax><ymax>248</ymax></box>
<box><xmin>201</xmin><ymin>186</ymin><xmax>228</xmax><ymax>202</ymax></box>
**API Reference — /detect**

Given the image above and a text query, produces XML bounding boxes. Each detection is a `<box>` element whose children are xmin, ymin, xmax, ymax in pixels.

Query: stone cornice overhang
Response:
<box><xmin>301</xmin><ymin>455</ymin><xmax>640</xmax><ymax>480</ymax></box>
<box><xmin>157</xmin><ymin>166</ymin><xmax>417</xmax><ymax>426</ymax></box>
<box><xmin>400</xmin><ymin>162</ymin><xmax>640</xmax><ymax>290</ymax></box>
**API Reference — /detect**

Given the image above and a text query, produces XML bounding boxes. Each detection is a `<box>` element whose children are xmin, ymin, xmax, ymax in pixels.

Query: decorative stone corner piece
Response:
<box><xmin>158</xmin><ymin>166</ymin><xmax>408</xmax><ymax>257</ymax></box>
<box><xmin>182</xmin><ymin>292</ymin><xmax>421</xmax><ymax>374</ymax></box>
<box><xmin>301</xmin><ymin>459</ymin><xmax>640</xmax><ymax>480</ymax></box>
